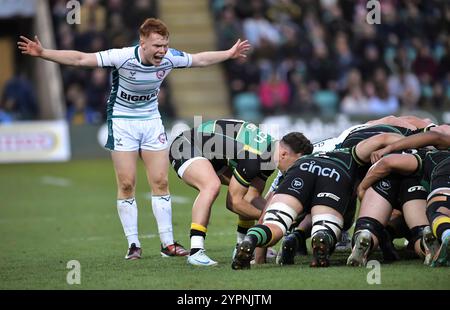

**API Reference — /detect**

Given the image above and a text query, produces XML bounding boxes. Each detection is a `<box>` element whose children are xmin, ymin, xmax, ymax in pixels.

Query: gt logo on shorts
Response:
<box><xmin>408</xmin><ymin>185</ymin><xmax>426</xmax><ymax>192</ymax></box>
<box><xmin>299</xmin><ymin>161</ymin><xmax>340</xmax><ymax>181</ymax></box>
<box><xmin>317</xmin><ymin>192</ymin><xmax>340</xmax><ymax>202</ymax></box>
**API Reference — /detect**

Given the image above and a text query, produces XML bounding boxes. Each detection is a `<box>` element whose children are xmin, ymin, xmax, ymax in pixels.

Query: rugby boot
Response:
<box><xmin>310</xmin><ymin>231</ymin><xmax>334</xmax><ymax>267</ymax></box>
<box><xmin>160</xmin><ymin>241</ymin><xmax>189</xmax><ymax>257</ymax></box>
<box><xmin>431</xmin><ymin>233</ymin><xmax>450</xmax><ymax>267</ymax></box>
<box><xmin>347</xmin><ymin>230</ymin><xmax>372</xmax><ymax>267</ymax></box>
<box><xmin>125</xmin><ymin>243</ymin><xmax>142</xmax><ymax>260</ymax></box>
<box><xmin>422</xmin><ymin>226</ymin><xmax>439</xmax><ymax>266</ymax></box>
<box><xmin>231</xmin><ymin>240</ymin><xmax>254</xmax><ymax>270</ymax></box>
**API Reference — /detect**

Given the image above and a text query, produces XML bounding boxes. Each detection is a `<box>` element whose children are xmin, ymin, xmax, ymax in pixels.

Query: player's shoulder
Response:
<box><xmin>166</xmin><ymin>48</ymin><xmax>187</xmax><ymax>58</ymax></box>
<box><xmin>104</xmin><ymin>46</ymin><xmax>137</xmax><ymax>60</ymax></box>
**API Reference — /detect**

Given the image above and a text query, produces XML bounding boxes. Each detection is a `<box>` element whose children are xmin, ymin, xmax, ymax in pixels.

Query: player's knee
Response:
<box><xmin>119</xmin><ymin>182</ymin><xmax>135</xmax><ymax>196</ymax></box>
<box><xmin>151</xmin><ymin>175</ymin><xmax>169</xmax><ymax>192</ymax></box>
<box><xmin>202</xmin><ymin>178</ymin><xmax>221</xmax><ymax>199</ymax></box>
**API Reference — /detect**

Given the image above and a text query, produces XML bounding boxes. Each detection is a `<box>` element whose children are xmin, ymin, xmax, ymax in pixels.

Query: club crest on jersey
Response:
<box><xmin>156</xmin><ymin>70</ymin><xmax>166</xmax><ymax>79</ymax></box>
<box><xmin>158</xmin><ymin>132</ymin><xmax>167</xmax><ymax>144</ymax></box>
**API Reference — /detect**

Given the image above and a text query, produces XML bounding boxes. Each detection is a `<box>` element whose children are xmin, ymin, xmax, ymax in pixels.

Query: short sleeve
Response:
<box><xmin>166</xmin><ymin>48</ymin><xmax>192</xmax><ymax>68</ymax></box>
<box><xmin>95</xmin><ymin>48</ymin><xmax>131</xmax><ymax>68</ymax></box>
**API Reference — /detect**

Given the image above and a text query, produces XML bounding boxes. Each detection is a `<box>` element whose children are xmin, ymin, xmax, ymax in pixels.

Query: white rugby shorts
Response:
<box><xmin>106</xmin><ymin>118</ymin><xmax>168</xmax><ymax>151</ymax></box>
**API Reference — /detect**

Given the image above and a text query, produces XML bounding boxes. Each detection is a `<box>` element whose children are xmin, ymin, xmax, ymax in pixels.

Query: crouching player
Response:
<box><xmin>231</xmin><ymin>131</ymin><xmax>403</xmax><ymax>269</ymax></box>
<box><xmin>169</xmin><ymin>119</ymin><xmax>313</xmax><ymax>266</ymax></box>
<box><xmin>358</xmin><ymin>129</ymin><xmax>450</xmax><ymax>266</ymax></box>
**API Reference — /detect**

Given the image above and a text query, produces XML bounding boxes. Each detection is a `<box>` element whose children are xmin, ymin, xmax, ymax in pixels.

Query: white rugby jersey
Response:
<box><xmin>96</xmin><ymin>46</ymin><xmax>192</xmax><ymax>120</ymax></box>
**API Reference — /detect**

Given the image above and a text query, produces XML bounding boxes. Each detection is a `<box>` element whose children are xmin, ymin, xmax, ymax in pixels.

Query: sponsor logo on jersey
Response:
<box><xmin>170</xmin><ymin>48</ymin><xmax>184</xmax><ymax>57</ymax></box>
<box><xmin>120</xmin><ymin>90</ymin><xmax>155</xmax><ymax>102</ymax></box>
<box><xmin>129</xmin><ymin>71</ymin><xmax>136</xmax><ymax>79</ymax></box>
<box><xmin>317</xmin><ymin>192</ymin><xmax>340</xmax><ymax>202</ymax></box>
<box><xmin>291</xmin><ymin>177</ymin><xmax>304</xmax><ymax>190</ymax></box>
<box><xmin>299</xmin><ymin>161</ymin><xmax>340</xmax><ymax>182</ymax></box>
<box><xmin>156</xmin><ymin>69</ymin><xmax>166</xmax><ymax>79</ymax></box>
<box><xmin>288</xmin><ymin>177</ymin><xmax>304</xmax><ymax>194</ymax></box>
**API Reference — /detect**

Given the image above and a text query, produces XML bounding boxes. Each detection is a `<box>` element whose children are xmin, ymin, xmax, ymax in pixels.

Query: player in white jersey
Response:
<box><xmin>18</xmin><ymin>18</ymin><xmax>251</xmax><ymax>260</ymax></box>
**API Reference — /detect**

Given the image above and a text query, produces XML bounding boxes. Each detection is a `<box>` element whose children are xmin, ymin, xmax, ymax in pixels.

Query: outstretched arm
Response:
<box><xmin>354</xmin><ymin>132</ymin><xmax>404</xmax><ymax>163</ymax></box>
<box><xmin>191</xmin><ymin>39</ymin><xmax>251</xmax><ymax>67</ymax></box>
<box><xmin>358</xmin><ymin>154</ymin><xmax>418</xmax><ymax>200</ymax></box>
<box><xmin>18</xmin><ymin>35</ymin><xmax>98</xmax><ymax>67</ymax></box>
<box><xmin>371</xmin><ymin>130</ymin><xmax>450</xmax><ymax>163</ymax></box>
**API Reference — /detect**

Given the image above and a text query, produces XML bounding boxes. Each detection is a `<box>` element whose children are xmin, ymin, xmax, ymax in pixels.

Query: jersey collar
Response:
<box><xmin>135</xmin><ymin>46</ymin><xmax>153</xmax><ymax>67</ymax></box>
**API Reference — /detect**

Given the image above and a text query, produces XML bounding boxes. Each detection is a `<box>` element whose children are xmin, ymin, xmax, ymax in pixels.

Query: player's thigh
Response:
<box><xmin>403</xmin><ymin>199</ymin><xmax>428</xmax><ymax>227</ymax></box>
<box><xmin>269</xmin><ymin>193</ymin><xmax>304</xmax><ymax>215</ymax></box>
<box><xmin>358</xmin><ymin>187</ymin><xmax>392</xmax><ymax>225</ymax></box>
<box><xmin>111</xmin><ymin>150</ymin><xmax>139</xmax><ymax>184</ymax></box>
<box><xmin>141</xmin><ymin>149</ymin><xmax>170</xmax><ymax>184</ymax></box>
<box><xmin>182</xmin><ymin>158</ymin><xmax>220</xmax><ymax>191</ymax></box>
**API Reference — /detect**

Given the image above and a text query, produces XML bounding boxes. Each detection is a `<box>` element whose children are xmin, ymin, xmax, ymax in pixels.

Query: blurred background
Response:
<box><xmin>1</xmin><ymin>0</ymin><xmax>450</xmax><ymax>162</ymax></box>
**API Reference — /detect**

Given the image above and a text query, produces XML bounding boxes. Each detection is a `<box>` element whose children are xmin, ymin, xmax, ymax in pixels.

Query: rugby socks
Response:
<box><xmin>190</xmin><ymin>223</ymin><xmax>207</xmax><ymax>255</ymax></box>
<box><xmin>117</xmin><ymin>198</ymin><xmax>140</xmax><ymax>248</ymax></box>
<box><xmin>432</xmin><ymin>216</ymin><xmax>450</xmax><ymax>242</ymax></box>
<box><xmin>152</xmin><ymin>195</ymin><xmax>174</xmax><ymax>247</ymax></box>
<box><xmin>245</xmin><ymin>224</ymin><xmax>273</xmax><ymax>248</ymax></box>
<box><xmin>237</xmin><ymin>219</ymin><xmax>255</xmax><ymax>243</ymax></box>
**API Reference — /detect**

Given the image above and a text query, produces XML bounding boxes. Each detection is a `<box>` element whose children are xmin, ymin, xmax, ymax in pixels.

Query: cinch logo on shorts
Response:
<box><xmin>120</xmin><ymin>90</ymin><xmax>155</xmax><ymax>102</ymax></box>
<box><xmin>299</xmin><ymin>161</ymin><xmax>340</xmax><ymax>182</ymax></box>
<box><xmin>317</xmin><ymin>192</ymin><xmax>340</xmax><ymax>202</ymax></box>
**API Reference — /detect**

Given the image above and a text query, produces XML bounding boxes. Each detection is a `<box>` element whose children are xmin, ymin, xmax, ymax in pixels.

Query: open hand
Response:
<box><xmin>229</xmin><ymin>39</ymin><xmax>251</xmax><ymax>59</ymax></box>
<box><xmin>17</xmin><ymin>35</ymin><xmax>43</xmax><ymax>57</ymax></box>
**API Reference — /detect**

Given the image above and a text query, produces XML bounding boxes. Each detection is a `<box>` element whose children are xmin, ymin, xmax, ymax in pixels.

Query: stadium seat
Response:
<box><xmin>313</xmin><ymin>90</ymin><xmax>339</xmax><ymax>117</ymax></box>
<box><xmin>233</xmin><ymin>91</ymin><xmax>262</xmax><ymax>122</ymax></box>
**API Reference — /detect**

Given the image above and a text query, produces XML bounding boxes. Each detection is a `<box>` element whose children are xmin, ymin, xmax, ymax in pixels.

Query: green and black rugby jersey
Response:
<box><xmin>193</xmin><ymin>119</ymin><xmax>277</xmax><ymax>187</ymax></box>
<box><xmin>413</xmin><ymin>150</ymin><xmax>450</xmax><ymax>192</ymax></box>
<box><xmin>338</xmin><ymin>125</ymin><xmax>416</xmax><ymax>149</ymax></box>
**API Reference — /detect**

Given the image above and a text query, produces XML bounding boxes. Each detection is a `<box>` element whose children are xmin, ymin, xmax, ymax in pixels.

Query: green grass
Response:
<box><xmin>0</xmin><ymin>159</ymin><xmax>449</xmax><ymax>289</ymax></box>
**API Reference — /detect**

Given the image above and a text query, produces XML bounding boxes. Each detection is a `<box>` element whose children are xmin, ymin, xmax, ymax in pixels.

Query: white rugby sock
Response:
<box><xmin>191</xmin><ymin>235</ymin><xmax>205</xmax><ymax>250</ymax></box>
<box><xmin>152</xmin><ymin>195</ymin><xmax>174</xmax><ymax>247</ymax></box>
<box><xmin>117</xmin><ymin>198</ymin><xmax>140</xmax><ymax>248</ymax></box>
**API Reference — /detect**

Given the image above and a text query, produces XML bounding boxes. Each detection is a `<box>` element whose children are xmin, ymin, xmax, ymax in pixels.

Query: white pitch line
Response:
<box><xmin>143</xmin><ymin>193</ymin><xmax>191</xmax><ymax>204</ymax></box>
<box><xmin>40</xmin><ymin>176</ymin><xmax>72</xmax><ymax>187</ymax></box>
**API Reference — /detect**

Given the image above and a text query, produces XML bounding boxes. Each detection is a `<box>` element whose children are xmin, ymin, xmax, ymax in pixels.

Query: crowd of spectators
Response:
<box><xmin>49</xmin><ymin>0</ymin><xmax>174</xmax><ymax>125</ymax></box>
<box><xmin>211</xmin><ymin>0</ymin><xmax>450</xmax><ymax>119</ymax></box>
<box><xmin>4</xmin><ymin>0</ymin><xmax>448</xmax><ymax>124</ymax></box>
